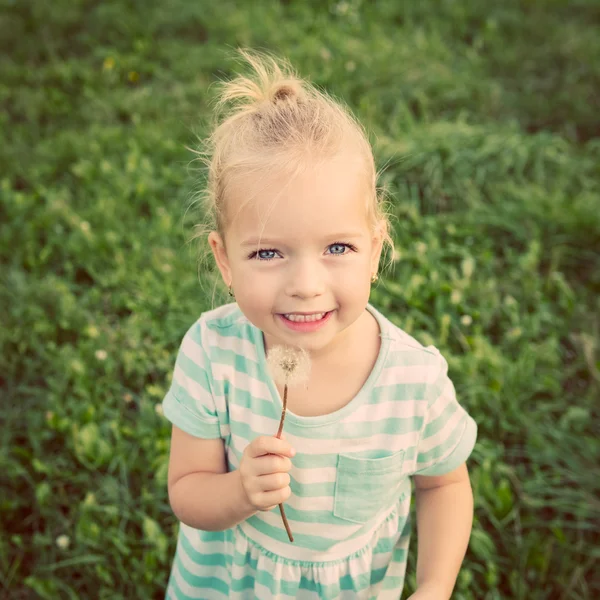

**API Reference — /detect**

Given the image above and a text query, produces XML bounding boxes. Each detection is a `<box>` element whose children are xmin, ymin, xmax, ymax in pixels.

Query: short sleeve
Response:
<box><xmin>162</xmin><ymin>321</ymin><xmax>222</xmax><ymax>439</ymax></box>
<box><xmin>413</xmin><ymin>350</ymin><xmax>477</xmax><ymax>476</ymax></box>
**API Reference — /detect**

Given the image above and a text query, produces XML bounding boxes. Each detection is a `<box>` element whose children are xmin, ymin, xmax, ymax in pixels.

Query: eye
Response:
<box><xmin>248</xmin><ymin>248</ymin><xmax>279</xmax><ymax>261</ymax></box>
<box><xmin>328</xmin><ymin>242</ymin><xmax>357</xmax><ymax>256</ymax></box>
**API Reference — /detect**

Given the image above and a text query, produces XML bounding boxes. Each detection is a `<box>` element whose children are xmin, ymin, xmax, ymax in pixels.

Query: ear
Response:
<box><xmin>208</xmin><ymin>231</ymin><xmax>232</xmax><ymax>285</ymax></box>
<box><xmin>370</xmin><ymin>220</ymin><xmax>385</xmax><ymax>274</ymax></box>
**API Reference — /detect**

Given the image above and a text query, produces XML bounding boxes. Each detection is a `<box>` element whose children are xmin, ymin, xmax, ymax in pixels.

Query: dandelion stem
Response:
<box><xmin>275</xmin><ymin>383</ymin><xmax>293</xmax><ymax>542</ymax></box>
<box><xmin>278</xmin><ymin>496</ymin><xmax>294</xmax><ymax>543</ymax></box>
<box><xmin>276</xmin><ymin>384</ymin><xmax>288</xmax><ymax>439</ymax></box>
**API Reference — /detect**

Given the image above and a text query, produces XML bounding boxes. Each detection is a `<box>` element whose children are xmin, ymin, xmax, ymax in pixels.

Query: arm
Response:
<box><xmin>168</xmin><ymin>426</ymin><xmax>258</xmax><ymax>531</ymax></box>
<box><xmin>169</xmin><ymin>470</ymin><xmax>258</xmax><ymax>531</ymax></box>
<box><xmin>409</xmin><ymin>462</ymin><xmax>474</xmax><ymax>599</ymax></box>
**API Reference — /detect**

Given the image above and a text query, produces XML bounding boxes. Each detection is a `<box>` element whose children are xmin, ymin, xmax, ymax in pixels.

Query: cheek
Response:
<box><xmin>235</xmin><ymin>273</ymin><xmax>273</xmax><ymax>304</ymax></box>
<box><xmin>334</xmin><ymin>273</ymin><xmax>371</xmax><ymax>303</ymax></box>
<box><xmin>334</xmin><ymin>260</ymin><xmax>371</xmax><ymax>284</ymax></box>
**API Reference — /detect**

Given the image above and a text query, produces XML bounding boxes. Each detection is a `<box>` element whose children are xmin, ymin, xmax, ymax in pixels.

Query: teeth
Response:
<box><xmin>284</xmin><ymin>312</ymin><xmax>327</xmax><ymax>322</ymax></box>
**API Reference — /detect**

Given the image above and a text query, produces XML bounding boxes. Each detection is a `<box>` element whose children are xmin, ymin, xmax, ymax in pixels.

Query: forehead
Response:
<box><xmin>226</xmin><ymin>153</ymin><xmax>370</xmax><ymax>246</ymax></box>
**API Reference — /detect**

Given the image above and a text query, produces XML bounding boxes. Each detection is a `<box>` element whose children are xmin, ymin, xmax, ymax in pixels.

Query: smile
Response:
<box><xmin>277</xmin><ymin>310</ymin><xmax>334</xmax><ymax>332</ymax></box>
<box><xmin>283</xmin><ymin>312</ymin><xmax>328</xmax><ymax>322</ymax></box>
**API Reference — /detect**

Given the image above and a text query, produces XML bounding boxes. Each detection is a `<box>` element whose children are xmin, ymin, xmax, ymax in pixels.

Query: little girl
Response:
<box><xmin>163</xmin><ymin>50</ymin><xmax>477</xmax><ymax>600</ymax></box>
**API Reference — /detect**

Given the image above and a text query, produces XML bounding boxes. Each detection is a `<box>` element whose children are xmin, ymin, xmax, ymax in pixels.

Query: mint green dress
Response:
<box><xmin>162</xmin><ymin>303</ymin><xmax>477</xmax><ymax>599</ymax></box>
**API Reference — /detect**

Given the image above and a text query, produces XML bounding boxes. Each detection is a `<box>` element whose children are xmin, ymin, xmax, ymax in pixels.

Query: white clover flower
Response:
<box><xmin>56</xmin><ymin>535</ymin><xmax>70</xmax><ymax>550</ymax></box>
<box><xmin>80</xmin><ymin>221</ymin><xmax>91</xmax><ymax>234</ymax></box>
<box><xmin>266</xmin><ymin>345</ymin><xmax>311</xmax><ymax>388</ymax></box>
<box><xmin>461</xmin><ymin>315</ymin><xmax>473</xmax><ymax>326</ymax></box>
<box><xmin>95</xmin><ymin>349</ymin><xmax>107</xmax><ymax>361</ymax></box>
<box><xmin>154</xmin><ymin>403</ymin><xmax>164</xmax><ymax>416</ymax></box>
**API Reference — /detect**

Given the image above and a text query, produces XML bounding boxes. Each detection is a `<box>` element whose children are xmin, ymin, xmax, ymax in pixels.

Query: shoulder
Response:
<box><xmin>181</xmin><ymin>302</ymin><xmax>259</xmax><ymax>362</ymax></box>
<box><xmin>196</xmin><ymin>301</ymin><xmax>248</xmax><ymax>330</ymax></box>
<box><xmin>371</xmin><ymin>304</ymin><xmax>444</xmax><ymax>370</ymax></box>
<box><xmin>369</xmin><ymin>305</ymin><xmax>449</xmax><ymax>404</ymax></box>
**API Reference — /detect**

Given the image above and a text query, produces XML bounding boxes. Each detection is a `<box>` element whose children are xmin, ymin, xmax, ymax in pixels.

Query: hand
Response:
<box><xmin>239</xmin><ymin>435</ymin><xmax>295</xmax><ymax>512</ymax></box>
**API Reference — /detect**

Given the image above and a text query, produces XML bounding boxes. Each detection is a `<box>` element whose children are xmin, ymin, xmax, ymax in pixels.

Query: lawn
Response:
<box><xmin>1</xmin><ymin>1</ymin><xmax>599</xmax><ymax>598</ymax></box>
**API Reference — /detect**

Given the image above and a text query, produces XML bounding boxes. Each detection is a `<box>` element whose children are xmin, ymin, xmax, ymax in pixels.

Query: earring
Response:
<box><xmin>371</xmin><ymin>273</ymin><xmax>378</xmax><ymax>283</ymax></box>
<box><xmin>228</xmin><ymin>284</ymin><xmax>235</xmax><ymax>298</ymax></box>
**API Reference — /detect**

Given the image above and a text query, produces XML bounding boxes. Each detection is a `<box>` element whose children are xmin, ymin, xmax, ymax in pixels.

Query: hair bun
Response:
<box><xmin>271</xmin><ymin>84</ymin><xmax>298</xmax><ymax>103</ymax></box>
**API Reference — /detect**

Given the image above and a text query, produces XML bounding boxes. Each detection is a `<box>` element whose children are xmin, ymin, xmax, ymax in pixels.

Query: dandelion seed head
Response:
<box><xmin>266</xmin><ymin>345</ymin><xmax>311</xmax><ymax>388</ymax></box>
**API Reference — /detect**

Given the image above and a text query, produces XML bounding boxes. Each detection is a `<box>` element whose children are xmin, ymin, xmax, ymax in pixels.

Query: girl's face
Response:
<box><xmin>208</xmin><ymin>151</ymin><xmax>384</xmax><ymax>361</ymax></box>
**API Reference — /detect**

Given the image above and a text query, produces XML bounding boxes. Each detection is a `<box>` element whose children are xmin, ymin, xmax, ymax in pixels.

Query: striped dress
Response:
<box><xmin>162</xmin><ymin>302</ymin><xmax>477</xmax><ymax>599</ymax></box>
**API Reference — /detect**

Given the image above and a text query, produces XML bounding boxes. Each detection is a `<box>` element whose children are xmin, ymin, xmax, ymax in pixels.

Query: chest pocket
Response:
<box><xmin>333</xmin><ymin>449</ymin><xmax>406</xmax><ymax>525</ymax></box>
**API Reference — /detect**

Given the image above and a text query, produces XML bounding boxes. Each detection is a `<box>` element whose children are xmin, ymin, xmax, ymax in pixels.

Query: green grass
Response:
<box><xmin>1</xmin><ymin>0</ymin><xmax>599</xmax><ymax>598</ymax></box>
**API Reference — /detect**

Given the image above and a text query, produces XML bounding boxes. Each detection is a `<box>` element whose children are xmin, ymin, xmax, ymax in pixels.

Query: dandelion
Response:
<box><xmin>266</xmin><ymin>346</ymin><xmax>311</xmax><ymax>393</ymax></box>
<box><xmin>56</xmin><ymin>535</ymin><xmax>70</xmax><ymax>550</ymax></box>
<box><xmin>265</xmin><ymin>345</ymin><xmax>311</xmax><ymax>542</ymax></box>
<box><xmin>95</xmin><ymin>349</ymin><xmax>107</xmax><ymax>361</ymax></box>
<box><xmin>80</xmin><ymin>221</ymin><xmax>91</xmax><ymax>234</ymax></box>
<box><xmin>103</xmin><ymin>57</ymin><xmax>115</xmax><ymax>71</ymax></box>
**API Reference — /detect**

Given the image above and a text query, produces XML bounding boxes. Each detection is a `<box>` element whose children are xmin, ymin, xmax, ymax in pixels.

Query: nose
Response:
<box><xmin>285</xmin><ymin>257</ymin><xmax>325</xmax><ymax>299</ymax></box>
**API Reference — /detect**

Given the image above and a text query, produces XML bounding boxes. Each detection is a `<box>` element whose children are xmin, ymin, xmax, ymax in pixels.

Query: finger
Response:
<box><xmin>258</xmin><ymin>472</ymin><xmax>290</xmax><ymax>492</ymax></box>
<box><xmin>254</xmin><ymin>455</ymin><xmax>292</xmax><ymax>477</ymax></box>
<box><xmin>258</xmin><ymin>487</ymin><xmax>292</xmax><ymax>511</ymax></box>
<box><xmin>275</xmin><ymin>434</ymin><xmax>296</xmax><ymax>457</ymax></box>
<box><xmin>249</xmin><ymin>436</ymin><xmax>295</xmax><ymax>459</ymax></box>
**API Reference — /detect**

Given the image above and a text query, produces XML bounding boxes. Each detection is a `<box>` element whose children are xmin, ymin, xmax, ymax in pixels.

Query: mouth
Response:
<box><xmin>277</xmin><ymin>310</ymin><xmax>335</xmax><ymax>332</ymax></box>
<box><xmin>279</xmin><ymin>311</ymin><xmax>332</xmax><ymax>323</ymax></box>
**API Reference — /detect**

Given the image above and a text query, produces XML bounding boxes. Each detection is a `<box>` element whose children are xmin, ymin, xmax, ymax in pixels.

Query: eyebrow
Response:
<box><xmin>240</xmin><ymin>233</ymin><xmax>365</xmax><ymax>247</ymax></box>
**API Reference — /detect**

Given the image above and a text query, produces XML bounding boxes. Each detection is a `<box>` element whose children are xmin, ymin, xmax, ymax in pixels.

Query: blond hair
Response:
<box><xmin>188</xmin><ymin>49</ymin><xmax>395</xmax><ymax>299</ymax></box>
